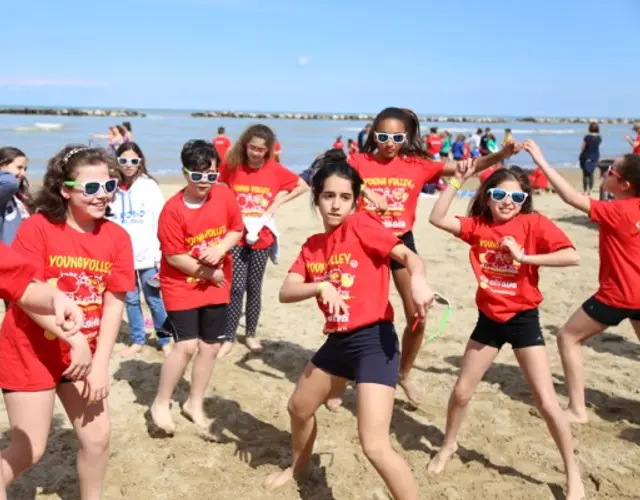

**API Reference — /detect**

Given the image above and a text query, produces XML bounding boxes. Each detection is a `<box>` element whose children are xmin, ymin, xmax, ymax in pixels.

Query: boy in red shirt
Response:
<box><xmin>525</xmin><ymin>140</ymin><xmax>640</xmax><ymax>426</ymax></box>
<box><xmin>425</xmin><ymin>127</ymin><xmax>443</xmax><ymax>160</ymax></box>
<box><xmin>429</xmin><ymin>163</ymin><xmax>584</xmax><ymax>500</ymax></box>
<box><xmin>213</xmin><ymin>126</ymin><xmax>232</xmax><ymax>160</ymax></box>
<box><xmin>151</xmin><ymin>140</ymin><xmax>243</xmax><ymax>433</ymax></box>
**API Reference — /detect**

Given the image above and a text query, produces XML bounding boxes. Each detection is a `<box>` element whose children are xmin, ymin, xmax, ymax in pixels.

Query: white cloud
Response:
<box><xmin>0</xmin><ymin>78</ymin><xmax>108</xmax><ymax>88</ymax></box>
<box><xmin>298</xmin><ymin>56</ymin><xmax>311</xmax><ymax>66</ymax></box>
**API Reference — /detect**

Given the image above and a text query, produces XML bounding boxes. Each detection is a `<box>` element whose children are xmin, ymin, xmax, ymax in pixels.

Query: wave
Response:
<box><xmin>1</xmin><ymin>122</ymin><xmax>65</xmax><ymax>132</ymax></box>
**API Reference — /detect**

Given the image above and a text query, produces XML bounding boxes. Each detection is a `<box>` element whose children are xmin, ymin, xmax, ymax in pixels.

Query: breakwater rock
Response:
<box><xmin>0</xmin><ymin>108</ymin><xmax>145</xmax><ymax>118</ymax></box>
<box><xmin>191</xmin><ymin>110</ymin><xmax>639</xmax><ymax>125</ymax></box>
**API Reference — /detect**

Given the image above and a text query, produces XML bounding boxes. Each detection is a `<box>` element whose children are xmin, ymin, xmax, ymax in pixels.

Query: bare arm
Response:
<box><xmin>215</xmin><ymin>230</ymin><xmax>243</xmax><ymax>254</ymax></box>
<box><xmin>166</xmin><ymin>254</ymin><xmax>218</xmax><ymax>280</ymax></box>
<box><xmin>429</xmin><ymin>181</ymin><xmax>462</xmax><ymax>236</ymax></box>
<box><xmin>522</xmin><ymin>247</ymin><xmax>579</xmax><ymax>267</ymax></box>
<box><xmin>389</xmin><ymin>244</ymin><xmax>426</xmax><ymax>277</ymax></box>
<box><xmin>266</xmin><ymin>178</ymin><xmax>309</xmax><ymax>215</ymax></box>
<box><xmin>523</xmin><ymin>140</ymin><xmax>591</xmax><ymax>214</ymax></box>
<box><xmin>279</xmin><ymin>273</ymin><xmax>320</xmax><ymax>303</ymax></box>
<box><xmin>626</xmin><ymin>136</ymin><xmax>639</xmax><ymax>148</ymax></box>
<box><xmin>92</xmin><ymin>291</ymin><xmax>125</xmax><ymax>368</ymax></box>
<box><xmin>442</xmin><ymin>142</ymin><xmax>516</xmax><ymax>176</ymax></box>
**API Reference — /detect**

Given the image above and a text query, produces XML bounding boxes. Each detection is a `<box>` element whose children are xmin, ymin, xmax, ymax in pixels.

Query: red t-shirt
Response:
<box><xmin>479</xmin><ymin>165</ymin><xmax>500</xmax><ymax>184</ymax></box>
<box><xmin>274</xmin><ymin>140</ymin><xmax>282</xmax><ymax>163</ymax></box>
<box><xmin>218</xmin><ymin>161</ymin><xmax>299</xmax><ymax>249</ymax></box>
<box><xmin>0</xmin><ymin>214</ymin><xmax>135</xmax><ymax>391</ymax></box>
<box><xmin>349</xmin><ymin>152</ymin><xmax>444</xmax><ymax>235</ymax></box>
<box><xmin>158</xmin><ymin>184</ymin><xmax>244</xmax><ymax>311</ymax></box>
<box><xmin>589</xmin><ymin>198</ymin><xmax>640</xmax><ymax>309</ymax></box>
<box><xmin>333</xmin><ymin>139</ymin><xmax>344</xmax><ymax>150</ymax></box>
<box><xmin>529</xmin><ymin>168</ymin><xmax>549</xmax><ymax>190</ymax></box>
<box><xmin>0</xmin><ymin>242</ymin><xmax>36</xmax><ymax>303</ymax></box>
<box><xmin>213</xmin><ymin>136</ymin><xmax>232</xmax><ymax>160</ymax></box>
<box><xmin>289</xmin><ymin>212</ymin><xmax>400</xmax><ymax>333</ymax></box>
<box><xmin>457</xmin><ymin>213</ymin><xmax>574</xmax><ymax>322</ymax></box>
<box><xmin>426</xmin><ymin>134</ymin><xmax>443</xmax><ymax>156</ymax></box>
<box><xmin>634</xmin><ymin>134</ymin><xmax>640</xmax><ymax>155</ymax></box>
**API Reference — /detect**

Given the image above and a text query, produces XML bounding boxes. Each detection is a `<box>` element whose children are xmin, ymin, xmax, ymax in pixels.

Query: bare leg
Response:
<box><xmin>392</xmin><ymin>267</ymin><xmax>424</xmax><ymax>406</ymax></box>
<box><xmin>151</xmin><ymin>339</ymin><xmax>198</xmax><ymax>433</ymax></box>
<box><xmin>630</xmin><ymin>320</ymin><xmax>640</xmax><ymax>341</ymax></box>
<box><xmin>183</xmin><ymin>341</ymin><xmax>221</xmax><ymax>428</ymax></box>
<box><xmin>357</xmin><ymin>383</ymin><xmax>419</xmax><ymax>500</ymax></box>
<box><xmin>216</xmin><ymin>341</ymin><xmax>234</xmax><ymax>359</ymax></box>
<box><xmin>264</xmin><ymin>362</ymin><xmax>344</xmax><ymax>490</ymax></box>
<box><xmin>556</xmin><ymin>308</ymin><xmax>606</xmax><ymax>424</ymax></box>
<box><xmin>57</xmin><ymin>382</ymin><xmax>111</xmax><ymax>500</ymax></box>
<box><xmin>1</xmin><ymin>390</ymin><xmax>55</xmax><ymax>485</ymax></box>
<box><xmin>514</xmin><ymin>346</ymin><xmax>585</xmax><ymax>500</ymax></box>
<box><xmin>428</xmin><ymin>340</ymin><xmax>498</xmax><ymax>474</ymax></box>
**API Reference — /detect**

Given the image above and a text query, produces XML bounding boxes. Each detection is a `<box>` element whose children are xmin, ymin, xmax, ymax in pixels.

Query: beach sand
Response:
<box><xmin>1</xmin><ymin>169</ymin><xmax>639</xmax><ymax>500</ymax></box>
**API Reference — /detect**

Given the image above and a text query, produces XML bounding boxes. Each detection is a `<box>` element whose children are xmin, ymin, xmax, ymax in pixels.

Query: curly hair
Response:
<box><xmin>225</xmin><ymin>124</ymin><xmax>276</xmax><ymax>168</ymax></box>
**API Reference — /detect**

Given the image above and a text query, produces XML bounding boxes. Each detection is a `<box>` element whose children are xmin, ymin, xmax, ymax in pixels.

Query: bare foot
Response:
<box><xmin>427</xmin><ymin>443</ymin><xmax>458</xmax><ymax>474</ymax></box>
<box><xmin>325</xmin><ymin>397</ymin><xmax>343</xmax><ymax>412</ymax></box>
<box><xmin>565</xmin><ymin>408</ymin><xmax>589</xmax><ymax>424</ymax></box>
<box><xmin>246</xmin><ymin>337</ymin><xmax>263</xmax><ymax>353</ymax></box>
<box><xmin>182</xmin><ymin>400</ymin><xmax>208</xmax><ymax>428</ymax></box>
<box><xmin>150</xmin><ymin>401</ymin><xmax>175</xmax><ymax>434</ymax></box>
<box><xmin>216</xmin><ymin>341</ymin><xmax>234</xmax><ymax>359</ymax></box>
<box><xmin>264</xmin><ymin>467</ymin><xmax>295</xmax><ymax>491</ymax></box>
<box><xmin>161</xmin><ymin>344</ymin><xmax>173</xmax><ymax>358</ymax></box>
<box><xmin>398</xmin><ymin>374</ymin><xmax>422</xmax><ymax>406</ymax></box>
<box><xmin>120</xmin><ymin>344</ymin><xmax>143</xmax><ymax>358</ymax></box>
<box><xmin>566</xmin><ymin>472</ymin><xmax>586</xmax><ymax>500</ymax></box>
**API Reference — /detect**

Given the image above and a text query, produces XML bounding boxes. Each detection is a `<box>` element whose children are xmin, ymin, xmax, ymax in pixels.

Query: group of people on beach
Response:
<box><xmin>0</xmin><ymin>105</ymin><xmax>639</xmax><ymax>500</ymax></box>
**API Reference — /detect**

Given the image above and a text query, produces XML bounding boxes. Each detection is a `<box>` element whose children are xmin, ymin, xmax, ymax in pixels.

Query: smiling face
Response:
<box><xmin>374</xmin><ymin>118</ymin><xmax>407</xmax><ymax>161</ymax></box>
<box><xmin>317</xmin><ymin>175</ymin><xmax>357</xmax><ymax>230</ymax></box>
<box><xmin>487</xmin><ymin>179</ymin><xmax>526</xmax><ymax>222</ymax></box>
<box><xmin>246</xmin><ymin>137</ymin><xmax>269</xmax><ymax>166</ymax></box>
<box><xmin>1</xmin><ymin>155</ymin><xmax>28</xmax><ymax>180</ymax></box>
<box><xmin>62</xmin><ymin>163</ymin><xmax>112</xmax><ymax>221</ymax></box>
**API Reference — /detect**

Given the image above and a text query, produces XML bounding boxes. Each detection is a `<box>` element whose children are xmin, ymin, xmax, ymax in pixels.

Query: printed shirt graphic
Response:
<box><xmin>289</xmin><ymin>212</ymin><xmax>400</xmax><ymax>333</ymax></box>
<box><xmin>0</xmin><ymin>242</ymin><xmax>36</xmax><ymax>302</ymax></box>
<box><xmin>457</xmin><ymin>213</ymin><xmax>574</xmax><ymax>322</ymax></box>
<box><xmin>0</xmin><ymin>214</ymin><xmax>135</xmax><ymax>388</ymax></box>
<box><xmin>349</xmin><ymin>153</ymin><xmax>444</xmax><ymax>236</ymax></box>
<box><xmin>218</xmin><ymin>161</ymin><xmax>299</xmax><ymax>249</ymax></box>
<box><xmin>589</xmin><ymin>198</ymin><xmax>640</xmax><ymax>309</ymax></box>
<box><xmin>158</xmin><ymin>184</ymin><xmax>244</xmax><ymax>311</ymax></box>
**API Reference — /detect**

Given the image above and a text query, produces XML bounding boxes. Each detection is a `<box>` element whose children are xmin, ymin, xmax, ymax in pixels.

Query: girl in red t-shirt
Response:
<box><xmin>524</xmin><ymin>140</ymin><xmax>640</xmax><ymax>425</ymax></box>
<box><xmin>264</xmin><ymin>153</ymin><xmax>433</xmax><ymax>499</ymax></box>
<box><xmin>218</xmin><ymin>125</ymin><xmax>308</xmax><ymax>356</ymax></box>
<box><xmin>0</xmin><ymin>145</ymin><xmax>135</xmax><ymax>498</ymax></box>
<box><xmin>428</xmin><ymin>164</ymin><xmax>584</xmax><ymax>500</ymax></box>
<box><xmin>347</xmin><ymin>107</ymin><xmax>517</xmax><ymax>406</ymax></box>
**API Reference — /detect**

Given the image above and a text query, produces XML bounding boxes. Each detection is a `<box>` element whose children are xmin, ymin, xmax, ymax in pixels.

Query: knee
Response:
<box><xmin>556</xmin><ymin>328</ymin><xmax>578</xmax><ymax>348</ymax></box>
<box><xmin>287</xmin><ymin>394</ymin><xmax>315</xmax><ymax>422</ymax></box>
<box><xmin>7</xmin><ymin>430</ymin><xmax>48</xmax><ymax>473</ymax></box>
<box><xmin>359</xmin><ymin>435</ymin><xmax>392</xmax><ymax>464</ymax></box>
<box><xmin>79</xmin><ymin>422</ymin><xmax>111</xmax><ymax>456</ymax></box>
<box><xmin>175</xmin><ymin>340</ymin><xmax>198</xmax><ymax>358</ymax></box>
<box><xmin>125</xmin><ymin>291</ymin><xmax>140</xmax><ymax>307</ymax></box>
<box><xmin>535</xmin><ymin>394</ymin><xmax>561</xmax><ymax>420</ymax></box>
<box><xmin>451</xmin><ymin>381</ymin><xmax>475</xmax><ymax>408</ymax></box>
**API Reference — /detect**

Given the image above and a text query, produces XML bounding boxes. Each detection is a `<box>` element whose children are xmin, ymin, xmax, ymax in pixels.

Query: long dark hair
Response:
<box><xmin>311</xmin><ymin>148</ymin><xmax>363</xmax><ymax>208</ymax></box>
<box><xmin>35</xmin><ymin>145</ymin><xmax>115</xmax><ymax>224</ymax></box>
<box><xmin>0</xmin><ymin>147</ymin><xmax>33</xmax><ymax>214</ymax></box>
<box><xmin>468</xmin><ymin>166</ymin><xmax>534</xmax><ymax>220</ymax></box>
<box><xmin>360</xmin><ymin>107</ymin><xmax>427</xmax><ymax>159</ymax></box>
<box><xmin>226</xmin><ymin>124</ymin><xmax>275</xmax><ymax>168</ymax></box>
<box><xmin>617</xmin><ymin>154</ymin><xmax>640</xmax><ymax>196</ymax></box>
<box><xmin>115</xmin><ymin>142</ymin><xmax>156</xmax><ymax>187</ymax></box>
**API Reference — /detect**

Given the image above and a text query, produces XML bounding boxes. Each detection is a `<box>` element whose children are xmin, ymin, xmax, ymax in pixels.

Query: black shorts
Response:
<box><xmin>390</xmin><ymin>231</ymin><xmax>417</xmax><ymax>271</ymax></box>
<box><xmin>2</xmin><ymin>377</ymin><xmax>72</xmax><ymax>394</ymax></box>
<box><xmin>470</xmin><ymin>309</ymin><xmax>544</xmax><ymax>349</ymax></box>
<box><xmin>166</xmin><ymin>305</ymin><xmax>228</xmax><ymax>344</ymax></box>
<box><xmin>582</xmin><ymin>296</ymin><xmax>640</xmax><ymax>326</ymax></box>
<box><xmin>311</xmin><ymin>321</ymin><xmax>400</xmax><ymax>388</ymax></box>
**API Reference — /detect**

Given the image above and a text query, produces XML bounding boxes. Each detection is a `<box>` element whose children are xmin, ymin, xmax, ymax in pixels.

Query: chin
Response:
<box><xmin>88</xmin><ymin>207</ymin><xmax>107</xmax><ymax>219</ymax></box>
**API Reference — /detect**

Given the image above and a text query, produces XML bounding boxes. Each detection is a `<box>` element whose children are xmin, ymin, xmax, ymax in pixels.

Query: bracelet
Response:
<box><xmin>450</xmin><ymin>178</ymin><xmax>462</xmax><ymax>190</ymax></box>
<box><xmin>317</xmin><ymin>282</ymin><xmax>329</xmax><ymax>295</ymax></box>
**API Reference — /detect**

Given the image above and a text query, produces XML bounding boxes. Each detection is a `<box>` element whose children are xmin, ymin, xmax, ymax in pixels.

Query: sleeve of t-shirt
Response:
<box><xmin>0</xmin><ymin>243</ymin><xmax>36</xmax><ymax>303</ymax></box>
<box><xmin>589</xmin><ymin>200</ymin><xmax>625</xmax><ymax>229</ymax></box>
<box><xmin>11</xmin><ymin>215</ymin><xmax>47</xmax><ymax>280</ymax></box>
<box><xmin>534</xmin><ymin>215</ymin><xmax>575</xmax><ymax>254</ymax></box>
<box><xmin>288</xmin><ymin>247</ymin><xmax>308</xmax><ymax>279</ymax></box>
<box><xmin>224</xmin><ymin>186</ymin><xmax>244</xmax><ymax>232</ymax></box>
<box><xmin>106</xmin><ymin>226</ymin><xmax>136</xmax><ymax>293</ymax></box>
<box><xmin>347</xmin><ymin>153</ymin><xmax>360</xmax><ymax>172</ymax></box>
<box><xmin>353</xmin><ymin>212</ymin><xmax>400</xmax><ymax>260</ymax></box>
<box><xmin>275</xmin><ymin>164</ymin><xmax>300</xmax><ymax>192</ymax></box>
<box><xmin>158</xmin><ymin>201</ymin><xmax>189</xmax><ymax>255</ymax></box>
<box><xmin>455</xmin><ymin>216</ymin><xmax>480</xmax><ymax>244</ymax></box>
<box><xmin>417</xmin><ymin>158</ymin><xmax>445</xmax><ymax>185</ymax></box>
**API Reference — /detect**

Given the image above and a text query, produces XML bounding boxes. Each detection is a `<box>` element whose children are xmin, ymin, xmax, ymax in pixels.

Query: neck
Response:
<box><xmin>66</xmin><ymin>209</ymin><xmax>97</xmax><ymax>233</ymax></box>
<box><xmin>248</xmin><ymin>160</ymin><xmax>264</xmax><ymax>169</ymax></box>
<box><xmin>183</xmin><ymin>188</ymin><xmax>206</xmax><ymax>204</ymax></box>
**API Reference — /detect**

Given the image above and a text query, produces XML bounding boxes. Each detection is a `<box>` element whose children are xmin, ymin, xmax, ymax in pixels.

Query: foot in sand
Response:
<box><xmin>150</xmin><ymin>401</ymin><xmax>175</xmax><ymax>434</ymax></box>
<box><xmin>427</xmin><ymin>443</ymin><xmax>458</xmax><ymax>474</ymax></box>
<box><xmin>325</xmin><ymin>397</ymin><xmax>343</xmax><ymax>412</ymax></box>
<box><xmin>182</xmin><ymin>400</ymin><xmax>208</xmax><ymax>428</ymax></box>
<box><xmin>120</xmin><ymin>344</ymin><xmax>143</xmax><ymax>358</ymax></box>
<box><xmin>264</xmin><ymin>467</ymin><xmax>295</xmax><ymax>491</ymax></box>
<box><xmin>567</xmin><ymin>474</ymin><xmax>586</xmax><ymax>500</ymax></box>
<box><xmin>565</xmin><ymin>408</ymin><xmax>589</xmax><ymax>424</ymax></box>
<box><xmin>217</xmin><ymin>341</ymin><xmax>234</xmax><ymax>359</ymax></box>
<box><xmin>398</xmin><ymin>374</ymin><xmax>422</xmax><ymax>406</ymax></box>
<box><xmin>246</xmin><ymin>337</ymin><xmax>263</xmax><ymax>353</ymax></box>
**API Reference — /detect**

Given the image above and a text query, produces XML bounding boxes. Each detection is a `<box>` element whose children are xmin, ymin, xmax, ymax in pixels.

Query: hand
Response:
<box><xmin>624</xmin><ymin>135</ymin><xmax>632</xmax><ymax>141</ymax></box>
<box><xmin>319</xmin><ymin>283</ymin><xmax>349</xmax><ymax>316</ymax></box>
<box><xmin>62</xmin><ymin>335</ymin><xmax>92</xmax><ymax>381</ymax></box>
<box><xmin>367</xmin><ymin>190</ymin><xmax>388</xmax><ymax>212</ymax></box>
<box><xmin>501</xmin><ymin>236</ymin><xmax>523</xmax><ymax>261</ymax></box>
<box><xmin>410</xmin><ymin>275</ymin><xmax>434</xmax><ymax>320</ymax></box>
<box><xmin>454</xmin><ymin>159</ymin><xmax>476</xmax><ymax>181</ymax></box>
<box><xmin>523</xmin><ymin>140</ymin><xmax>544</xmax><ymax>164</ymax></box>
<box><xmin>501</xmin><ymin>140</ymin><xmax>520</xmax><ymax>158</ymax></box>
<box><xmin>211</xmin><ymin>268</ymin><xmax>226</xmax><ymax>288</ymax></box>
<box><xmin>52</xmin><ymin>291</ymin><xmax>84</xmax><ymax>338</ymax></box>
<box><xmin>82</xmin><ymin>364</ymin><xmax>109</xmax><ymax>405</ymax></box>
<box><xmin>199</xmin><ymin>244</ymin><xmax>225</xmax><ymax>267</ymax></box>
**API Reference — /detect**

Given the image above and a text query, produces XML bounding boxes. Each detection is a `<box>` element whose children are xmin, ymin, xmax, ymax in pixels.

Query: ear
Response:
<box><xmin>60</xmin><ymin>185</ymin><xmax>71</xmax><ymax>200</ymax></box>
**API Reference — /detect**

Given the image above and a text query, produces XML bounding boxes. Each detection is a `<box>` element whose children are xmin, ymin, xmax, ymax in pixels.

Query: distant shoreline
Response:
<box><xmin>0</xmin><ymin>107</ymin><xmax>638</xmax><ymax>124</ymax></box>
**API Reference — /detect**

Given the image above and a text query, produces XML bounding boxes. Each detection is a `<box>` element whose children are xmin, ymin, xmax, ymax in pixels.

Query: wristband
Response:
<box><xmin>450</xmin><ymin>178</ymin><xmax>462</xmax><ymax>190</ymax></box>
<box><xmin>317</xmin><ymin>282</ymin><xmax>329</xmax><ymax>295</ymax></box>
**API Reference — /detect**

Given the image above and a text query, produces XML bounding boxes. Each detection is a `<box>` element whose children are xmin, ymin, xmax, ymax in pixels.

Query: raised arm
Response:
<box><xmin>429</xmin><ymin>160</ymin><xmax>476</xmax><ymax>236</ymax></box>
<box><xmin>523</xmin><ymin>140</ymin><xmax>590</xmax><ymax>213</ymax></box>
<box><xmin>442</xmin><ymin>141</ymin><xmax>518</xmax><ymax>176</ymax></box>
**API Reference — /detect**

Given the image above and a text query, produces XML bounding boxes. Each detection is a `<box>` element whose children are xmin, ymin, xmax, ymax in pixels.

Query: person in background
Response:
<box><xmin>332</xmin><ymin>135</ymin><xmax>345</xmax><ymax>150</ymax></box>
<box><xmin>467</xmin><ymin>129</ymin><xmax>482</xmax><ymax>158</ymax></box>
<box><xmin>347</xmin><ymin>138</ymin><xmax>358</xmax><ymax>160</ymax></box>
<box><xmin>426</xmin><ymin>127</ymin><xmax>443</xmax><ymax>160</ymax></box>
<box><xmin>624</xmin><ymin>123</ymin><xmax>640</xmax><ymax>155</ymax></box>
<box><xmin>440</xmin><ymin>131</ymin><xmax>452</xmax><ymax>160</ymax></box>
<box><xmin>487</xmin><ymin>134</ymin><xmax>499</xmax><ymax>154</ymax></box>
<box><xmin>579</xmin><ymin>122</ymin><xmax>602</xmax><ymax>196</ymax></box>
<box><xmin>502</xmin><ymin>128</ymin><xmax>514</xmax><ymax>147</ymax></box>
<box><xmin>122</xmin><ymin>121</ymin><xmax>134</xmax><ymax>142</ymax></box>
<box><xmin>479</xmin><ymin>127</ymin><xmax>491</xmax><ymax>156</ymax></box>
<box><xmin>274</xmin><ymin>138</ymin><xmax>283</xmax><ymax>163</ymax></box>
<box><xmin>0</xmin><ymin>147</ymin><xmax>28</xmax><ymax>248</ymax></box>
<box><xmin>109</xmin><ymin>142</ymin><xmax>173</xmax><ymax>358</ymax></box>
<box><xmin>452</xmin><ymin>134</ymin><xmax>466</xmax><ymax>161</ymax></box>
<box><xmin>213</xmin><ymin>126</ymin><xmax>232</xmax><ymax>160</ymax></box>
<box><xmin>358</xmin><ymin>123</ymin><xmax>371</xmax><ymax>150</ymax></box>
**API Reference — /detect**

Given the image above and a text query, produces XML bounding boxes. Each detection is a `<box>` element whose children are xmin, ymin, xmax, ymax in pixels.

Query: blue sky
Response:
<box><xmin>1</xmin><ymin>0</ymin><xmax>638</xmax><ymax>116</ymax></box>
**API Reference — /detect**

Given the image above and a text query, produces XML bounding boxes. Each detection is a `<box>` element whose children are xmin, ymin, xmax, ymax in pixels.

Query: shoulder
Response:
<box><xmin>19</xmin><ymin>212</ymin><xmax>49</xmax><ymax>233</ymax></box>
<box><xmin>160</xmin><ymin>191</ymin><xmax>184</xmax><ymax>214</ymax></box>
<box><xmin>100</xmin><ymin>218</ymin><xmax>132</xmax><ymax>240</ymax></box>
<box><xmin>299</xmin><ymin>232</ymin><xmax>326</xmax><ymax>255</ymax></box>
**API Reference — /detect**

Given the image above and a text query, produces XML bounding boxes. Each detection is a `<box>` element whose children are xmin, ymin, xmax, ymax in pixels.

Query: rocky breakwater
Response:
<box><xmin>192</xmin><ymin>110</ymin><xmax>640</xmax><ymax>125</ymax></box>
<box><xmin>0</xmin><ymin>108</ymin><xmax>145</xmax><ymax>117</ymax></box>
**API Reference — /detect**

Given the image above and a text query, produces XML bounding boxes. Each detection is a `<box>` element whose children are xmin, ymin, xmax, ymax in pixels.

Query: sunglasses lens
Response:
<box><xmin>376</xmin><ymin>133</ymin><xmax>390</xmax><ymax>143</ymax></box>
<box><xmin>511</xmin><ymin>192</ymin><xmax>526</xmax><ymax>204</ymax></box>
<box><xmin>117</xmin><ymin>158</ymin><xmax>127</xmax><ymax>165</ymax></box>
<box><xmin>191</xmin><ymin>172</ymin><xmax>204</xmax><ymax>182</ymax></box>
<box><xmin>84</xmin><ymin>182</ymin><xmax>100</xmax><ymax>195</ymax></box>
<box><xmin>207</xmin><ymin>173</ymin><xmax>218</xmax><ymax>183</ymax></box>
<box><xmin>392</xmin><ymin>134</ymin><xmax>405</xmax><ymax>144</ymax></box>
<box><xmin>105</xmin><ymin>180</ymin><xmax>118</xmax><ymax>193</ymax></box>
<box><xmin>490</xmin><ymin>189</ymin><xmax>507</xmax><ymax>201</ymax></box>
<box><xmin>130</xmin><ymin>158</ymin><xmax>141</xmax><ymax>166</ymax></box>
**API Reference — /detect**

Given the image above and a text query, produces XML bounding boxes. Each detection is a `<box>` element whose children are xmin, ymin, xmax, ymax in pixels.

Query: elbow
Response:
<box><xmin>278</xmin><ymin>288</ymin><xmax>292</xmax><ymax>303</ymax></box>
<box><xmin>428</xmin><ymin>214</ymin><xmax>444</xmax><ymax>229</ymax></box>
<box><xmin>568</xmin><ymin>251</ymin><xmax>580</xmax><ymax>266</ymax></box>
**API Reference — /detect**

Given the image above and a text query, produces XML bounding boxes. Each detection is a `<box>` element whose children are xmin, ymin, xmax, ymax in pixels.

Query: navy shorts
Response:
<box><xmin>582</xmin><ymin>296</ymin><xmax>640</xmax><ymax>326</ymax></box>
<box><xmin>390</xmin><ymin>231</ymin><xmax>416</xmax><ymax>271</ymax></box>
<box><xmin>311</xmin><ymin>321</ymin><xmax>400</xmax><ymax>388</ymax></box>
<box><xmin>470</xmin><ymin>309</ymin><xmax>544</xmax><ymax>349</ymax></box>
<box><xmin>166</xmin><ymin>305</ymin><xmax>227</xmax><ymax>344</ymax></box>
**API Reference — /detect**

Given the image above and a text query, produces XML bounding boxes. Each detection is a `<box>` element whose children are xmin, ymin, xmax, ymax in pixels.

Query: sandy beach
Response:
<box><xmin>1</xmin><ymin>169</ymin><xmax>639</xmax><ymax>500</ymax></box>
